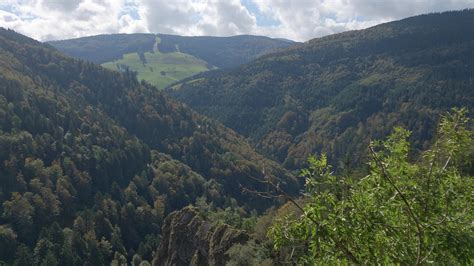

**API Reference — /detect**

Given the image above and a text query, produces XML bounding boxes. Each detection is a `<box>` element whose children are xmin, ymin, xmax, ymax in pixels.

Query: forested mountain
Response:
<box><xmin>1</xmin><ymin>8</ymin><xmax>473</xmax><ymax>265</ymax></box>
<box><xmin>0</xmin><ymin>28</ymin><xmax>297</xmax><ymax>264</ymax></box>
<box><xmin>47</xmin><ymin>34</ymin><xmax>296</xmax><ymax>89</ymax></box>
<box><xmin>171</xmin><ymin>10</ymin><xmax>474</xmax><ymax>170</ymax></box>
<box><xmin>154</xmin><ymin>34</ymin><xmax>295</xmax><ymax>69</ymax></box>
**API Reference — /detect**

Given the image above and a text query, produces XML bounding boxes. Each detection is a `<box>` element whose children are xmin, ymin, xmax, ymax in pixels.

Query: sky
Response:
<box><xmin>0</xmin><ymin>0</ymin><xmax>473</xmax><ymax>42</ymax></box>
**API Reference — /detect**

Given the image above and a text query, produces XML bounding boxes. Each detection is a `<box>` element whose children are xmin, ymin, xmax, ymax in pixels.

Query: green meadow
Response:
<box><xmin>102</xmin><ymin>38</ymin><xmax>212</xmax><ymax>89</ymax></box>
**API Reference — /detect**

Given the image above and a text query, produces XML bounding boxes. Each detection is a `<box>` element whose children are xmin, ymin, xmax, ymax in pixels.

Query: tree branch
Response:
<box><xmin>369</xmin><ymin>144</ymin><xmax>424</xmax><ymax>266</ymax></box>
<box><xmin>242</xmin><ymin>171</ymin><xmax>360</xmax><ymax>264</ymax></box>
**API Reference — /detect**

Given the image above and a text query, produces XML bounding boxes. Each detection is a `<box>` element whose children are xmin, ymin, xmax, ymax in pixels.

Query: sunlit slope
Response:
<box><xmin>102</xmin><ymin>38</ymin><xmax>212</xmax><ymax>89</ymax></box>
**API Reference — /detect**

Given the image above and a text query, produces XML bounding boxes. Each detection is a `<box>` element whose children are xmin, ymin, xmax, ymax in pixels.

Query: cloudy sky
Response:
<box><xmin>0</xmin><ymin>0</ymin><xmax>473</xmax><ymax>42</ymax></box>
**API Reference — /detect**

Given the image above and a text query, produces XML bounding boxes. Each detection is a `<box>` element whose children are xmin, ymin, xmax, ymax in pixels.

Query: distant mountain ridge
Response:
<box><xmin>170</xmin><ymin>9</ymin><xmax>474</xmax><ymax>169</ymax></box>
<box><xmin>48</xmin><ymin>33</ymin><xmax>296</xmax><ymax>67</ymax></box>
<box><xmin>47</xmin><ymin>33</ymin><xmax>297</xmax><ymax>89</ymax></box>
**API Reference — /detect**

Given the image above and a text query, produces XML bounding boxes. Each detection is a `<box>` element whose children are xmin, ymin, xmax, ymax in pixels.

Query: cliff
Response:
<box><xmin>154</xmin><ymin>207</ymin><xmax>249</xmax><ymax>265</ymax></box>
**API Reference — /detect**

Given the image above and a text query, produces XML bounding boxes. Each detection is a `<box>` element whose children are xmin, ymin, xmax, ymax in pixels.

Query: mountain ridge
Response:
<box><xmin>170</xmin><ymin>9</ymin><xmax>474</xmax><ymax>169</ymax></box>
<box><xmin>47</xmin><ymin>33</ymin><xmax>297</xmax><ymax>89</ymax></box>
<box><xmin>48</xmin><ymin>33</ymin><xmax>297</xmax><ymax>66</ymax></box>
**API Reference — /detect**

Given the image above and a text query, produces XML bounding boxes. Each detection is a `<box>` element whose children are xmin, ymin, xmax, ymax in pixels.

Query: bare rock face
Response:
<box><xmin>154</xmin><ymin>206</ymin><xmax>249</xmax><ymax>266</ymax></box>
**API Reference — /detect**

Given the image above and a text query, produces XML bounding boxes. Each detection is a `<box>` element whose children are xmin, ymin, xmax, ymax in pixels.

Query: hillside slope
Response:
<box><xmin>48</xmin><ymin>34</ymin><xmax>296</xmax><ymax>89</ymax></box>
<box><xmin>171</xmin><ymin>10</ymin><xmax>474</xmax><ymax>169</ymax></box>
<box><xmin>101</xmin><ymin>45</ymin><xmax>212</xmax><ymax>89</ymax></box>
<box><xmin>0</xmin><ymin>28</ymin><xmax>297</xmax><ymax>264</ymax></box>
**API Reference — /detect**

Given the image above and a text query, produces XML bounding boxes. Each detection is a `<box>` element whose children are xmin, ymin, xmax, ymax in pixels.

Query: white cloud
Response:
<box><xmin>0</xmin><ymin>0</ymin><xmax>148</xmax><ymax>41</ymax></box>
<box><xmin>137</xmin><ymin>0</ymin><xmax>256</xmax><ymax>36</ymax></box>
<box><xmin>251</xmin><ymin>0</ymin><xmax>474</xmax><ymax>41</ymax></box>
<box><xmin>0</xmin><ymin>0</ymin><xmax>473</xmax><ymax>42</ymax></box>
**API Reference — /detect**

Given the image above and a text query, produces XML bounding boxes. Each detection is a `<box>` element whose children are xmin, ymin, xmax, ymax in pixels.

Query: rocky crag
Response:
<box><xmin>154</xmin><ymin>207</ymin><xmax>249</xmax><ymax>266</ymax></box>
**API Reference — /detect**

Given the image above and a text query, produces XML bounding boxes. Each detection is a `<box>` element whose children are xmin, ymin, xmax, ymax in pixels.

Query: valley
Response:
<box><xmin>171</xmin><ymin>10</ymin><xmax>474</xmax><ymax>169</ymax></box>
<box><xmin>0</xmin><ymin>7</ymin><xmax>472</xmax><ymax>265</ymax></box>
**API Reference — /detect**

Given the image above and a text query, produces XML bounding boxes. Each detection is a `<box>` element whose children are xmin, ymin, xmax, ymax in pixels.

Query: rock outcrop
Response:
<box><xmin>154</xmin><ymin>206</ymin><xmax>249</xmax><ymax>266</ymax></box>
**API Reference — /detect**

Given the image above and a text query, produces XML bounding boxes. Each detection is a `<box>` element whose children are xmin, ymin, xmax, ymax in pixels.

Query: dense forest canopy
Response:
<box><xmin>0</xmin><ymin>27</ymin><xmax>297</xmax><ymax>264</ymax></box>
<box><xmin>171</xmin><ymin>9</ymin><xmax>474</xmax><ymax>170</ymax></box>
<box><xmin>0</xmin><ymin>8</ymin><xmax>472</xmax><ymax>266</ymax></box>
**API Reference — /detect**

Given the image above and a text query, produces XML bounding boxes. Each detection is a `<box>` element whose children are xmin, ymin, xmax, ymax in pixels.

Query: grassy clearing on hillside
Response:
<box><xmin>102</xmin><ymin>38</ymin><xmax>212</xmax><ymax>89</ymax></box>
